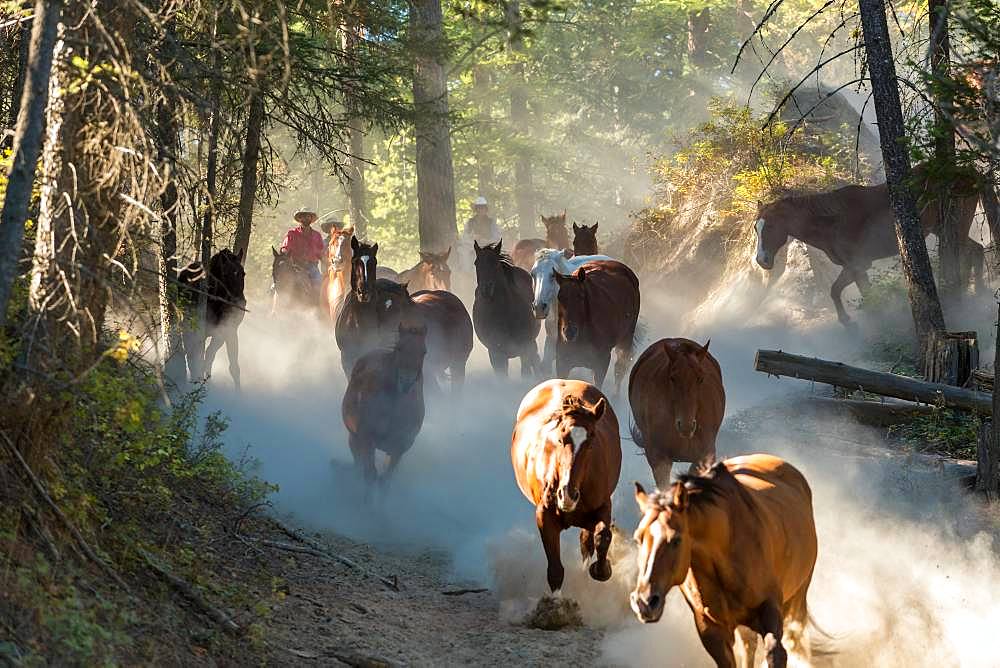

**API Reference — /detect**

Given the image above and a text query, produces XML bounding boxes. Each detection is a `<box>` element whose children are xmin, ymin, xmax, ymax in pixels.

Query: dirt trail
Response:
<box><xmin>262</xmin><ymin>527</ymin><xmax>601</xmax><ymax>666</ymax></box>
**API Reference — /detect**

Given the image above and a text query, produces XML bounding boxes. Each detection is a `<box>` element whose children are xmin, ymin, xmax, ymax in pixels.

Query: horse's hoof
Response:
<box><xmin>589</xmin><ymin>559</ymin><xmax>612</xmax><ymax>582</ymax></box>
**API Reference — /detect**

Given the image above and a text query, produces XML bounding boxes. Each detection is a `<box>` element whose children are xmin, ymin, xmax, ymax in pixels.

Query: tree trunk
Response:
<box><xmin>507</xmin><ymin>0</ymin><xmax>533</xmax><ymax>238</ymax></box>
<box><xmin>0</xmin><ymin>0</ymin><xmax>62</xmax><ymax>329</ymax></box>
<box><xmin>473</xmin><ymin>65</ymin><xmax>494</xmax><ymax>203</ymax></box>
<box><xmin>410</xmin><ymin>0</ymin><xmax>456</xmax><ymax>253</ymax></box>
<box><xmin>921</xmin><ymin>330</ymin><xmax>978</xmax><ymax>387</ymax></box>
<box><xmin>859</xmin><ymin>0</ymin><xmax>946</xmax><ymax>350</ymax></box>
<box><xmin>754</xmin><ymin>349</ymin><xmax>991</xmax><ymax>414</ymax></box>
<box><xmin>977</xmin><ymin>299</ymin><xmax>1000</xmax><ymax>496</ymax></box>
<box><xmin>2</xmin><ymin>12</ymin><xmax>31</xmax><ymax>150</ymax></box>
<box><xmin>232</xmin><ymin>89</ymin><xmax>264</xmax><ymax>258</ymax></box>
<box><xmin>687</xmin><ymin>7</ymin><xmax>711</xmax><ymax>69</ymax></box>
<box><xmin>929</xmin><ymin>0</ymin><xmax>960</xmax><ymax>300</ymax></box>
<box><xmin>342</xmin><ymin>20</ymin><xmax>368</xmax><ymax>238</ymax></box>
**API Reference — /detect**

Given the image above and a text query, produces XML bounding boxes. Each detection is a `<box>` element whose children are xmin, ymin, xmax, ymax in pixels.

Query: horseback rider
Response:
<box><xmin>279</xmin><ymin>208</ymin><xmax>325</xmax><ymax>289</ymax></box>
<box><xmin>462</xmin><ymin>196</ymin><xmax>501</xmax><ymax>244</ymax></box>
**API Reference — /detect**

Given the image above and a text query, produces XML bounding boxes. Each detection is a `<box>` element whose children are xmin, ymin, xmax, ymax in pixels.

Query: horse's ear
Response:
<box><xmin>351</xmin><ymin>235</ymin><xmax>360</xmax><ymax>251</ymax></box>
<box><xmin>443</xmin><ymin>246</ymin><xmax>451</xmax><ymax>261</ymax></box>
<box><xmin>496</xmin><ymin>239</ymin><xmax>502</xmax><ymax>253</ymax></box>
<box><xmin>671</xmin><ymin>483</ymin><xmax>689</xmax><ymax>512</ymax></box>
<box><xmin>473</xmin><ymin>240</ymin><xmax>481</xmax><ymax>253</ymax></box>
<box><xmin>272</xmin><ymin>246</ymin><xmax>279</xmax><ymax>258</ymax></box>
<box><xmin>371</xmin><ymin>243</ymin><xmax>378</xmax><ymax>256</ymax></box>
<box><xmin>591</xmin><ymin>397</ymin><xmax>606</xmax><ymax>421</ymax></box>
<box><xmin>757</xmin><ymin>199</ymin><xmax>763</xmax><ymax>210</ymax></box>
<box><xmin>573</xmin><ymin>222</ymin><xmax>580</xmax><ymax>233</ymax></box>
<box><xmin>634</xmin><ymin>482</ymin><xmax>649</xmax><ymax>508</ymax></box>
<box><xmin>592</xmin><ymin>222</ymin><xmax>599</xmax><ymax>231</ymax></box>
<box><xmin>699</xmin><ymin>339</ymin><xmax>711</xmax><ymax>357</ymax></box>
<box><xmin>236</xmin><ymin>247</ymin><xmax>244</xmax><ymax>262</ymax></box>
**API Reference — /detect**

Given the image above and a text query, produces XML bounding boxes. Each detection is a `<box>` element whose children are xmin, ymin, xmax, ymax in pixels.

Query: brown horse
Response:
<box><xmin>342</xmin><ymin>323</ymin><xmax>427</xmax><ymax>486</ymax></box>
<box><xmin>271</xmin><ymin>247</ymin><xmax>318</xmax><ymax>314</ymax></box>
<box><xmin>753</xmin><ymin>165</ymin><xmax>982</xmax><ymax>326</ymax></box>
<box><xmin>322</xmin><ymin>226</ymin><xmax>354</xmax><ymax>321</ymax></box>
<box><xmin>511</xmin><ymin>379</ymin><xmax>622</xmax><ymax>592</ymax></box>
<box><xmin>512</xmin><ymin>212</ymin><xmax>571</xmax><ymax>270</ymax></box>
<box><xmin>398</xmin><ymin>248</ymin><xmax>452</xmax><ymax>292</ymax></box>
<box><xmin>554</xmin><ymin>260</ymin><xmax>640</xmax><ymax>394</ymax></box>
<box><xmin>335</xmin><ymin>239</ymin><xmax>410</xmax><ymax>374</ymax></box>
<box><xmin>631</xmin><ymin>455</ymin><xmax>818</xmax><ymax>668</ymax></box>
<box><xmin>628</xmin><ymin>338</ymin><xmax>726</xmax><ymax>488</ymax></box>
<box><xmin>572</xmin><ymin>222</ymin><xmax>600</xmax><ymax>256</ymax></box>
<box><xmin>472</xmin><ymin>240</ymin><xmax>541</xmax><ymax>377</ymax></box>
<box><xmin>409</xmin><ymin>289</ymin><xmax>473</xmax><ymax>393</ymax></box>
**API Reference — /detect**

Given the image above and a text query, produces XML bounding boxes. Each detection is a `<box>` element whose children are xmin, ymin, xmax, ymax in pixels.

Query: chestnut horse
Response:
<box><xmin>512</xmin><ymin>212</ymin><xmax>571</xmax><ymax>270</ymax></box>
<box><xmin>631</xmin><ymin>455</ymin><xmax>818</xmax><ymax>668</ymax></box>
<box><xmin>472</xmin><ymin>240</ymin><xmax>541</xmax><ymax>377</ymax></box>
<box><xmin>335</xmin><ymin>239</ymin><xmax>410</xmax><ymax>374</ymax></box>
<box><xmin>342</xmin><ymin>323</ymin><xmax>427</xmax><ymax>486</ymax></box>
<box><xmin>572</xmin><ymin>222</ymin><xmax>600</xmax><ymax>256</ymax></box>
<box><xmin>511</xmin><ymin>379</ymin><xmax>622</xmax><ymax>592</ymax></box>
<box><xmin>554</xmin><ymin>260</ymin><xmax>640</xmax><ymax>394</ymax></box>
<box><xmin>322</xmin><ymin>226</ymin><xmax>354</xmax><ymax>321</ymax></box>
<box><xmin>409</xmin><ymin>289</ymin><xmax>473</xmax><ymax>393</ymax></box>
<box><xmin>398</xmin><ymin>248</ymin><xmax>452</xmax><ymax>292</ymax></box>
<box><xmin>628</xmin><ymin>338</ymin><xmax>726</xmax><ymax>488</ymax></box>
<box><xmin>753</xmin><ymin>164</ymin><xmax>983</xmax><ymax>326</ymax></box>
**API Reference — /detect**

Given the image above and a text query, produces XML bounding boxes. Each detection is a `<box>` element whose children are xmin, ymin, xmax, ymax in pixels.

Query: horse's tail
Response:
<box><xmin>804</xmin><ymin>606</ymin><xmax>841</xmax><ymax>659</ymax></box>
<box><xmin>631</xmin><ymin>317</ymin><xmax>647</xmax><ymax>354</ymax></box>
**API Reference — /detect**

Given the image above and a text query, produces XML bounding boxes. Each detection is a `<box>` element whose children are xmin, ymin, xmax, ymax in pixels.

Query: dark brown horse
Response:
<box><xmin>628</xmin><ymin>338</ymin><xmax>726</xmax><ymax>488</ymax></box>
<box><xmin>511</xmin><ymin>379</ymin><xmax>622</xmax><ymax>592</ymax></box>
<box><xmin>335</xmin><ymin>239</ymin><xmax>410</xmax><ymax>375</ymax></box>
<box><xmin>398</xmin><ymin>248</ymin><xmax>452</xmax><ymax>292</ymax></box>
<box><xmin>342</xmin><ymin>323</ymin><xmax>427</xmax><ymax>486</ymax></box>
<box><xmin>409</xmin><ymin>289</ymin><xmax>473</xmax><ymax>393</ymax></box>
<box><xmin>177</xmin><ymin>248</ymin><xmax>246</xmax><ymax>389</ymax></box>
<box><xmin>572</xmin><ymin>222</ymin><xmax>600</xmax><ymax>256</ymax></box>
<box><xmin>631</xmin><ymin>455</ymin><xmax>818</xmax><ymax>667</ymax></box>
<box><xmin>472</xmin><ymin>240</ymin><xmax>541</xmax><ymax>377</ymax></box>
<box><xmin>512</xmin><ymin>212</ymin><xmax>571</xmax><ymax>270</ymax></box>
<box><xmin>271</xmin><ymin>247</ymin><xmax>317</xmax><ymax>314</ymax></box>
<box><xmin>753</xmin><ymin>165</ymin><xmax>982</xmax><ymax>326</ymax></box>
<box><xmin>554</xmin><ymin>260</ymin><xmax>640</xmax><ymax>394</ymax></box>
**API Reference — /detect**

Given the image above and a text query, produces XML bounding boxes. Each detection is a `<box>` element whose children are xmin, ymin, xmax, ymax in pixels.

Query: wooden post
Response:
<box><xmin>922</xmin><ymin>330</ymin><xmax>978</xmax><ymax>386</ymax></box>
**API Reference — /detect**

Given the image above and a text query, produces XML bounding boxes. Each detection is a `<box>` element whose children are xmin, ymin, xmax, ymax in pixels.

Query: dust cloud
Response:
<box><xmin>203</xmin><ymin>281</ymin><xmax>1000</xmax><ymax>666</ymax></box>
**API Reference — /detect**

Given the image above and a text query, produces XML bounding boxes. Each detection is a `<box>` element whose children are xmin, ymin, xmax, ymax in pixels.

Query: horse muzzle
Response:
<box><xmin>556</xmin><ymin>485</ymin><xmax>580</xmax><ymax>513</ymax></box>
<box><xmin>630</xmin><ymin>590</ymin><xmax>665</xmax><ymax>623</ymax></box>
<box><xmin>355</xmin><ymin>289</ymin><xmax>371</xmax><ymax>303</ymax></box>
<box><xmin>676</xmin><ymin>419</ymin><xmax>698</xmax><ymax>439</ymax></box>
<box><xmin>562</xmin><ymin>323</ymin><xmax>579</xmax><ymax>342</ymax></box>
<box><xmin>532</xmin><ymin>303</ymin><xmax>549</xmax><ymax>319</ymax></box>
<box><xmin>755</xmin><ymin>252</ymin><xmax>774</xmax><ymax>270</ymax></box>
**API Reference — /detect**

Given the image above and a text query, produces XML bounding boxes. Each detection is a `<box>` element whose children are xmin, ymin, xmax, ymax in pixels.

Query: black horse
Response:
<box><xmin>335</xmin><ymin>238</ymin><xmax>410</xmax><ymax>375</ymax></box>
<box><xmin>472</xmin><ymin>240</ymin><xmax>540</xmax><ymax>377</ymax></box>
<box><xmin>177</xmin><ymin>248</ymin><xmax>246</xmax><ymax>389</ymax></box>
<box><xmin>271</xmin><ymin>246</ymin><xmax>317</xmax><ymax>313</ymax></box>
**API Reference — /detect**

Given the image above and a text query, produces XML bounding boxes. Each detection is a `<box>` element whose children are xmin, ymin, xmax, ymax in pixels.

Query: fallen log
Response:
<box><xmin>755</xmin><ymin>350</ymin><xmax>992</xmax><ymax>415</ymax></box>
<box><xmin>798</xmin><ymin>396</ymin><xmax>936</xmax><ymax>429</ymax></box>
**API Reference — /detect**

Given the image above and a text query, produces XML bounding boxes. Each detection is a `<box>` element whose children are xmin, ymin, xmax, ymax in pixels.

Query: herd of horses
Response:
<box><xmin>180</xmin><ymin>190</ymin><xmax>998</xmax><ymax>665</ymax></box>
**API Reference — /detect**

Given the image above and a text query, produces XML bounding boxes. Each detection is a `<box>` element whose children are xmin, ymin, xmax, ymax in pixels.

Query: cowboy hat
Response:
<box><xmin>320</xmin><ymin>220</ymin><xmax>344</xmax><ymax>234</ymax></box>
<box><xmin>473</xmin><ymin>196</ymin><xmax>488</xmax><ymax>207</ymax></box>
<box><xmin>293</xmin><ymin>209</ymin><xmax>318</xmax><ymax>223</ymax></box>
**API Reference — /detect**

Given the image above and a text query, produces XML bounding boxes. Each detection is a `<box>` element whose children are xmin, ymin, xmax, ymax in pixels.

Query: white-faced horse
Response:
<box><xmin>529</xmin><ymin>249</ymin><xmax>612</xmax><ymax>374</ymax></box>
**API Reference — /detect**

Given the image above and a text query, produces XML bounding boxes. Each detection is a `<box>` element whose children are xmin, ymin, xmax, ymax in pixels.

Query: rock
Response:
<box><xmin>524</xmin><ymin>595</ymin><xmax>583</xmax><ymax>630</ymax></box>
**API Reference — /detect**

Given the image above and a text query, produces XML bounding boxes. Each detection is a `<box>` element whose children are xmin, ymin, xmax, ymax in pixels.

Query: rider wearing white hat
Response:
<box><xmin>462</xmin><ymin>196</ymin><xmax>501</xmax><ymax>244</ymax></box>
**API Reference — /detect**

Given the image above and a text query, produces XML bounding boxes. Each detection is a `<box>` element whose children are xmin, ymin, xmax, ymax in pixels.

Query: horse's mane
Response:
<box><xmin>768</xmin><ymin>181</ymin><xmax>879</xmax><ymax>220</ymax></box>
<box><xmin>647</xmin><ymin>461</ymin><xmax>746</xmax><ymax>512</ymax></box>
<box><xmin>548</xmin><ymin>394</ymin><xmax>593</xmax><ymax>424</ymax></box>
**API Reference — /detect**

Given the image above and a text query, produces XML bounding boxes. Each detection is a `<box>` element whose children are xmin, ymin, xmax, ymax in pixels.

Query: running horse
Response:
<box><xmin>271</xmin><ymin>247</ymin><xmax>318</xmax><ymax>314</ymax></box>
<box><xmin>572</xmin><ymin>223</ymin><xmax>600</xmax><ymax>256</ymax></box>
<box><xmin>554</xmin><ymin>260</ymin><xmax>640</xmax><ymax>395</ymax></box>
<box><xmin>335</xmin><ymin>238</ymin><xmax>410</xmax><ymax>375</ymax></box>
<box><xmin>753</xmin><ymin>164</ymin><xmax>983</xmax><ymax>326</ymax></box>
<box><xmin>511</xmin><ymin>379</ymin><xmax>622</xmax><ymax>593</ymax></box>
<box><xmin>409</xmin><ymin>288</ymin><xmax>473</xmax><ymax>393</ymax></box>
<box><xmin>512</xmin><ymin>212</ymin><xmax>572</xmax><ymax>270</ymax></box>
<box><xmin>322</xmin><ymin>226</ymin><xmax>354</xmax><ymax>321</ymax></box>
<box><xmin>472</xmin><ymin>240</ymin><xmax>541</xmax><ymax>377</ymax></box>
<box><xmin>529</xmin><ymin>248</ymin><xmax>612</xmax><ymax>374</ymax></box>
<box><xmin>342</xmin><ymin>323</ymin><xmax>427</xmax><ymax>487</ymax></box>
<box><xmin>629</xmin><ymin>338</ymin><xmax>726</xmax><ymax>488</ymax></box>
<box><xmin>177</xmin><ymin>248</ymin><xmax>246</xmax><ymax>390</ymax></box>
<box><xmin>398</xmin><ymin>248</ymin><xmax>452</xmax><ymax>292</ymax></box>
<box><xmin>630</xmin><ymin>454</ymin><xmax>818</xmax><ymax>668</ymax></box>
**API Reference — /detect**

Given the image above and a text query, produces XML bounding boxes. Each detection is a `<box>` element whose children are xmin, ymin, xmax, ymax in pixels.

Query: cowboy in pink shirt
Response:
<box><xmin>279</xmin><ymin>208</ymin><xmax>325</xmax><ymax>287</ymax></box>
